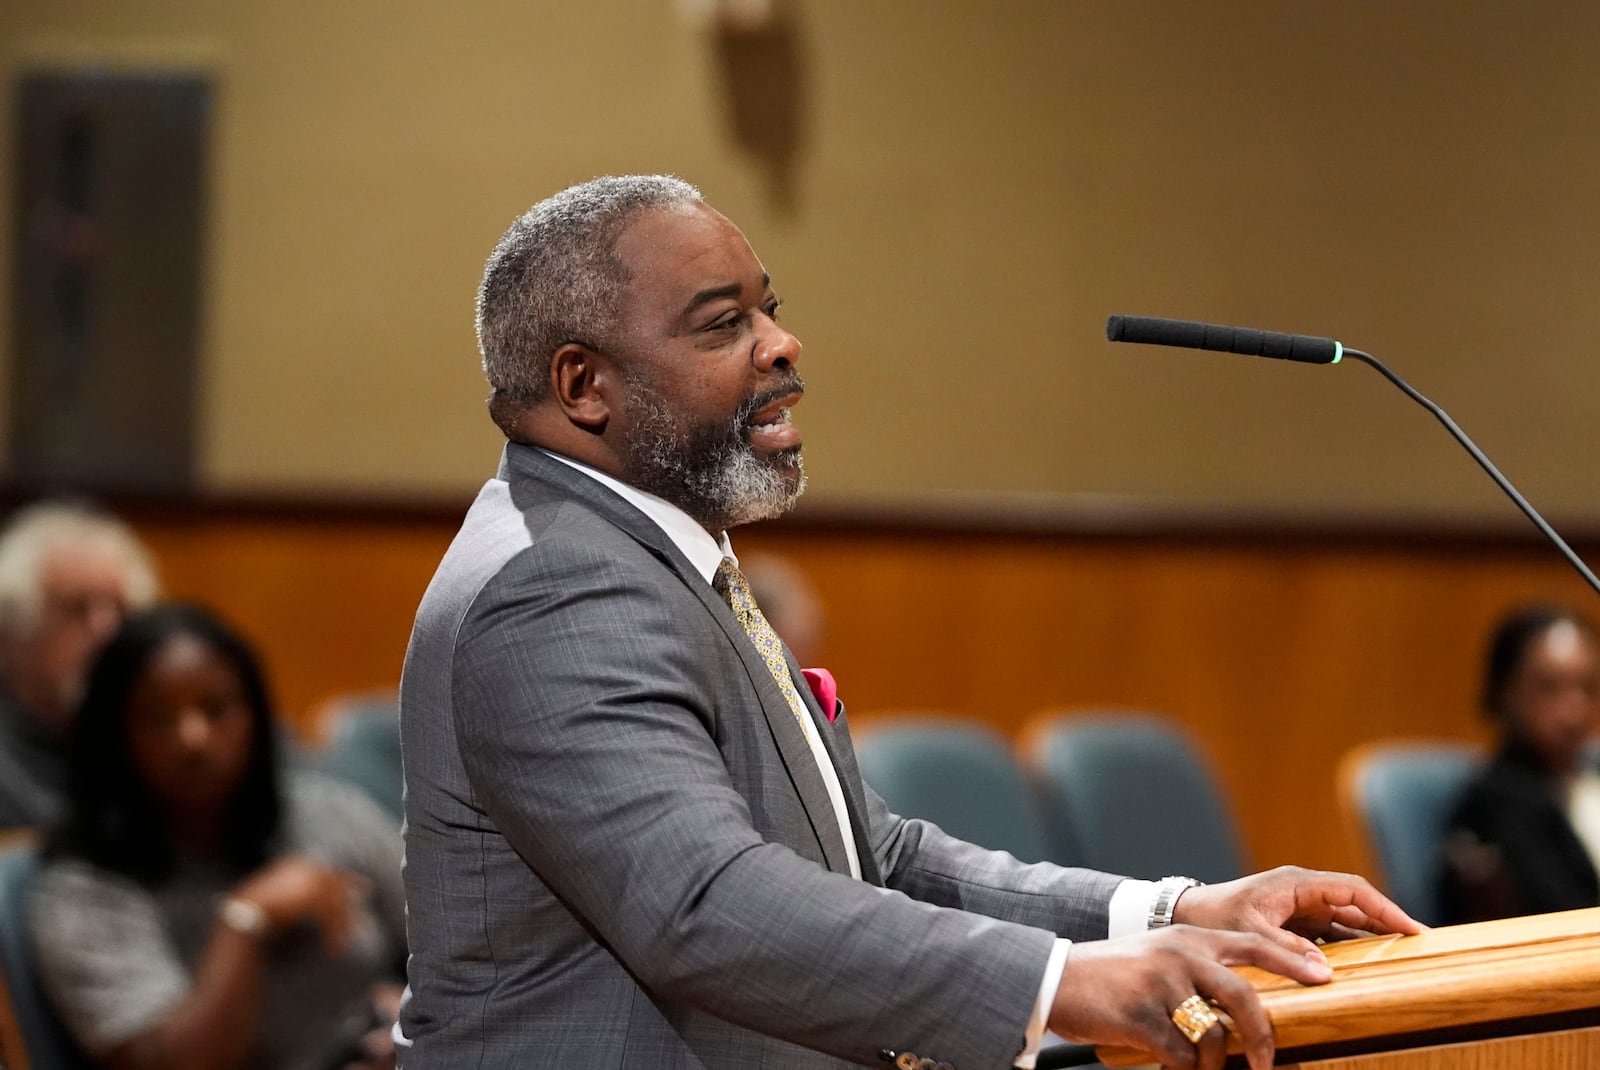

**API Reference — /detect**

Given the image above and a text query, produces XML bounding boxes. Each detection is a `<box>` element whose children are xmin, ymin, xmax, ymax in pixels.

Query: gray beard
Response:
<box><xmin>620</xmin><ymin>372</ymin><xmax>806</xmax><ymax>531</ymax></box>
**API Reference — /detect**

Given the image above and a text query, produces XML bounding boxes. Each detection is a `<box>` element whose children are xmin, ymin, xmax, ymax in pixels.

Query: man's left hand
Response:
<box><xmin>1172</xmin><ymin>865</ymin><xmax>1424</xmax><ymax>960</ymax></box>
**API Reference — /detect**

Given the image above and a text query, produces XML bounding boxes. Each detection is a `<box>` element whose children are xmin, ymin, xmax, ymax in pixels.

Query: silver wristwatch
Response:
<box><xmin>1148</xmin><ymin>875</ymin><xmax>1202</xmax><ymax>929</ymax></box>
<box><xmin>218</xmin><ymin>896</ymin><xmax>270</xmax><ymax>939</ymax></box>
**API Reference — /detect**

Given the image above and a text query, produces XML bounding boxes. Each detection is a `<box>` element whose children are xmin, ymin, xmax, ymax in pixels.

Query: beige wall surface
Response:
<box><xmin>3</xmin><ymin>2</ymin><xmax>1600</xmax><ymax>523</ymax></box>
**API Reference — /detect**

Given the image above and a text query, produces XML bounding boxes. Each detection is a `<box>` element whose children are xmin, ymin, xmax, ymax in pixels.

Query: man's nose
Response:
<box><xmin>753</xmin><ymin>316</ymin><xmax>801</xmax><ymax>371</ymax></box>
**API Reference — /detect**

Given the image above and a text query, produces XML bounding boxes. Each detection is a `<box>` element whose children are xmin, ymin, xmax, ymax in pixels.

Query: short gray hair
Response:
<box><xmin>0</xmin><ymin>501</ymin><xmax>159</xmax><ymax>639</ymax></box>
<box><xmin>477</xmin><ymin>175</ymin><xmax>703</xmax><ymax>431</ymax></box>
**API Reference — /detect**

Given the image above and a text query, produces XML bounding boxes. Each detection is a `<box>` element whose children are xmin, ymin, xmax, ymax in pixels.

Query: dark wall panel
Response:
<box><xmin>9</xmin><ymin>71</ymin><xmax>209</xmax><ymax>494</ymax></box>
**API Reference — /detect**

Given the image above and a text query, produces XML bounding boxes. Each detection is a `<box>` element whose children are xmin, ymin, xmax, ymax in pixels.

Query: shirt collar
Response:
<box><xmin>539</xmin><ymin>449</ymin><xmax>734</xmax><ymax>583</ymax></box>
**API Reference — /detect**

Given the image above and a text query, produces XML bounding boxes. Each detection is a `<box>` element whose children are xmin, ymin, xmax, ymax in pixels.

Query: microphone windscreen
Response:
<box><xmin>1107</xmin><ymin>315</ymin><xmax>1341</xmax><ymax>365</ymax></box>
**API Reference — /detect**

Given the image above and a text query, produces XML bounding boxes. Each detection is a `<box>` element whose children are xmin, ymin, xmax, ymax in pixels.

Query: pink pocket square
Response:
<box><xmin>801</xmin><ymin>667</ymin><xmax>840</xmax><ymax>723</ymax></box>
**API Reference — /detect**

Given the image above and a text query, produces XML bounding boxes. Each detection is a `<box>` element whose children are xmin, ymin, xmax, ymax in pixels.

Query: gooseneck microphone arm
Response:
<box><xmin>1106</xmin><ymin>314</ymin><xmax>1600</xmax><ymax>599</ymax></box>
<box><xmin>1341</xmin><ymin>347</ymin><xmax>1600</xmax><ymax>596</ymax></box>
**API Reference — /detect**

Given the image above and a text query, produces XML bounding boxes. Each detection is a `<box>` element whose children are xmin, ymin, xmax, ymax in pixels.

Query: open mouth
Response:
<box><xmin>745</xmin><ymin>392</ymin><xmax>803</xmax><ymax>452</ymax></box>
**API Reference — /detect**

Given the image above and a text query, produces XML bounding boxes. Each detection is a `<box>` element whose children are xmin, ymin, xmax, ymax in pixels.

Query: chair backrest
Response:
<box><xmin>0</xmin><ymin>842</ymin><xmax>93</xmax><ymax>1070</ymax></box>
<box><xmin>318</xmin><ymin>695</ymin><xmax>404</xmax><ymax>820</ymax></box>
<box><xmin>1337</xmin><ymin>740</ymin><xmax>1483</xmax><ymax>926</ymax></box>
<box><xmin>854</xmin><ymin>716</ymin><xmax>1062</xmax><ymax>864</ymax></box>
<box><xmin>1023</xmin><ymin>712</ymin><xmax>1247</xmax><ymax>884</ymax></box>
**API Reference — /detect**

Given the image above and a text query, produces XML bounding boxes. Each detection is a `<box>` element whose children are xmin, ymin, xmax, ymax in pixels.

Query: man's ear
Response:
<box><xmin>549</xmin><ymin>342</ymin><xmax>613</xmax><ymax>432</ymax></box>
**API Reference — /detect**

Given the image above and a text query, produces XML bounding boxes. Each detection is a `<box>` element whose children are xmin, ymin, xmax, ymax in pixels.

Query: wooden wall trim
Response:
<box><xmin>6</xmin><ymin>482</ymin><xmax>1600</xmax><ymax>557</ymax></box>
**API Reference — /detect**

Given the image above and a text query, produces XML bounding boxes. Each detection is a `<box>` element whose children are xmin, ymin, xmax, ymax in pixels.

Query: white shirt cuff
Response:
<box><xmin>1107</xmin><ymin>877</ymin><xmax>1160</xmax><ymax>939</ymax></box>
<box><xmin>1015</xmin><ymin>880</ymin><xmax>1162</xmax><ymax>1066</ymax></box>
<box><xmin>1014</xmin><ymin>938</ymin><xmax>1072</xmax><ymax>1068</ymax></box>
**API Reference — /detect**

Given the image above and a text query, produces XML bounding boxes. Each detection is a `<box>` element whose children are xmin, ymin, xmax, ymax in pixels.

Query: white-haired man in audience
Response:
<box><xmin>0</xmin><ymin>501</ymin><xmax>159</xmax><ymax>830</ymax></box>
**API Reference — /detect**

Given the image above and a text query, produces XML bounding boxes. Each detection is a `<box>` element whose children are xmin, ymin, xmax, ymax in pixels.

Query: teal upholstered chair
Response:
<box><xmin>1338</xmin><ymin>740</ymin><xmax>1483</xmax><ymax>926</ymax></box>
<box><xmin>1023</xmin><ymin>712</ymin><xmax>1247</xmax><ymax>884</ymax></box>
<box><xmin>854</xmin><ymin>715</ymin><xmax>1065</xmax><ymax>865</ymax></box>
<box><xmin>317</xmin><ymin>694</ymin><xmax>404</xmax><ymax>820</ymax></box>
<box><xmin>0</xmin><ymin>839</ymin><xmax>94</xmax><ymax>1070</ymax></box>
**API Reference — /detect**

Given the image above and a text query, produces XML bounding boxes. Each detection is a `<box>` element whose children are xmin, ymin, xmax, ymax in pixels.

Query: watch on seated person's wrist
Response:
<box><xmin>1148</xmin><ymin>875</ymin><xmax>1202</xmax><ymax>929</ymax></box>
<box><xmin>218</xmin><ymin>895</ymin><xmax>270</xmax><ymax>939</ymax></box>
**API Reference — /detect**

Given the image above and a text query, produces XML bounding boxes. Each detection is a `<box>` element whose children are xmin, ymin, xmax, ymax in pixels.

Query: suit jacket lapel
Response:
<box><xmin>790</xmin><ymin>651</ymin><xmax>882</xmax><ymax>885</ymax></box>
<box><xmin>502</xmin><ymin>445</ymin><xmax>856</xmax><ymax>877</ymax></box>
<box><xmin>718</xmin><ymin>624</ymin><xmax>854</xmax><ymax>877</ymax></box>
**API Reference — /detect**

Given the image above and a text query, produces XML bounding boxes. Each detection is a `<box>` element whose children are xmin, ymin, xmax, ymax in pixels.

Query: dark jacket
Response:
<box><xmin>1439</xmin><ymin>743</ymin><xmax>1600</xmax><ymax>924</ymax></box>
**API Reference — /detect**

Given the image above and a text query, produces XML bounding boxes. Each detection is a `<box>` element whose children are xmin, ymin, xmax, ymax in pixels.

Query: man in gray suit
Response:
<box><xmin>398</xmin><ymin>176</ymin><xmax>1417</xmax><ymax>1070</ymax></box>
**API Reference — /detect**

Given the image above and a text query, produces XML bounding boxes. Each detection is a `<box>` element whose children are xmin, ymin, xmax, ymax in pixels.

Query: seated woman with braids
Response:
<box><xmin>29</xmin><ymin>603</ymin><xmax>406</xmax><ymax>1070</ymax></box>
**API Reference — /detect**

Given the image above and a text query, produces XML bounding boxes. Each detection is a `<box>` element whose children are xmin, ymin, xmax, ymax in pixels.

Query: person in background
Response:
<box><xmin>742</xmin><ymin>551</ymin><xmax>825</xmax><ymax>666</ymax></box>
<box><xmin>0</xmin><ymin>500</ymin><xmax>159</xmax><ymax>831</ymax></box>
<box><xmin>30</xmin><ymin>603</ymin><xmax>406</xmax><ymax>1070</ymax></box>
<box><xmin>1441</xmin><ymin>604</ymin><xmax>1600</xmax><ymax>923</ymax></box>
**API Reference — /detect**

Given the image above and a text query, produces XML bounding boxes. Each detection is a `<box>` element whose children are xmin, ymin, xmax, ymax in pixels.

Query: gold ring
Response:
<box><xmin>1171</xmin><ymin>995</ymin><xmax>1221</xmax><ymax>1044</ymax></box>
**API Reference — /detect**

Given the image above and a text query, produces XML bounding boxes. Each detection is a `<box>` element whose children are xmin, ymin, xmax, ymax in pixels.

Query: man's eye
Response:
<box><xmin>706</xmin><ymin>312</ymin><xmax>741</xmax><ymax>332</ymax></box>
<box><xmin>764</xmin><ymin>299</ymin><xmax>782</xmax><ymax>319</ymax></box>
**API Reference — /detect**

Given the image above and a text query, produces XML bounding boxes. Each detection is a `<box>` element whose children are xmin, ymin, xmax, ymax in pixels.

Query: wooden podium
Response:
<box><xmin>1096</xmin><ymin>907</ymin><xmax>1600</xmax><ymax>1068</ymax></box>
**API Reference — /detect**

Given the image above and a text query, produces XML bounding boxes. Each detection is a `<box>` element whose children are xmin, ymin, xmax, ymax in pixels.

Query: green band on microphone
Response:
<box><xmin>1331</xmin><ymin>342</ymin><xmax>1343</xmax><ymax>364</ymax></box>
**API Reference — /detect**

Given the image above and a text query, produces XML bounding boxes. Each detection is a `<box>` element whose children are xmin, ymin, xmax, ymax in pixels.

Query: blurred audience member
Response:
<box><xmin>0</xmin><ymin>501</ymin><xmax>159</xmax><ymax>830</ymax></box>
<box><xmin>742</xmin><ymin>551</ymin><xmax>824</xmax><ymax>666</ymax></box>
<box><xmin>1441</xmin><ymin>604</ymin><xmax>1600</xmax><ymax>923</ymax></box>
<box><xmin>30</xmin><ymin>603</ymin><xmax>406</xmax><ymax>1070</ymax></box>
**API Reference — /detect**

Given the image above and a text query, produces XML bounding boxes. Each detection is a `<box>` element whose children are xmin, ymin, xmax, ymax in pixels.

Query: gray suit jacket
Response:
<box><xmin>398</xmin><ymin>444</ymin><xmax>1123</xmax><ymax>1069</ymax></box>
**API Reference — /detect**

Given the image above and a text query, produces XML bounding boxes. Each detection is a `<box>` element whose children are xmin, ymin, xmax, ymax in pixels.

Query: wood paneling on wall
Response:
<box><xmin>131</xmin><ymin>510</ymin><xmax>454</xmax><ymax>734</ymax></box>
<box><xmin>123</xmin><ymin>506</ymin><xmax>1597</xmax><ymax>883</ymax></box>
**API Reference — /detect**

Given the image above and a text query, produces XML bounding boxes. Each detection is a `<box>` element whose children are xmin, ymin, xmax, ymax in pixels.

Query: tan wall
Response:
<box><xmin>4</xmin><ymin>2</ymin><xmax>1600</xmax><ymax>523</ymax></box>
<box><xmin>125</xmin><ymin>507</ymin><xmax>1594</xmax><ymax>882</ymax></box>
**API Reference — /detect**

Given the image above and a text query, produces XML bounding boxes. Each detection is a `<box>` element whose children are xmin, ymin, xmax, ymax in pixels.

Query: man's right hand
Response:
<box><xmin>1048</xmin><ymin>925</ymin><xmax>1333</xmax><ymax>1070</ymax></box>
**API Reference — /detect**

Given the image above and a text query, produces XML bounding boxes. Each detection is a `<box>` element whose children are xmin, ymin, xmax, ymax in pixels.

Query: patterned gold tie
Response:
<box><xmin>713</xmin><ymin>557</ymin><xmax>812</xmax><ymax>739</ymax></box>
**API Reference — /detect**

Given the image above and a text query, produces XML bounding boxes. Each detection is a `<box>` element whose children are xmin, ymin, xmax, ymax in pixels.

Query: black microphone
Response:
<box><xmin>1106</xmin><ymin>313</ymin><xmax>1600</xmax><ymax>598</ymax></box>
<box><xmin>1106</xmin><ymin>314</ymin><xmax>1341</xmax><ymax>365</ymax></box>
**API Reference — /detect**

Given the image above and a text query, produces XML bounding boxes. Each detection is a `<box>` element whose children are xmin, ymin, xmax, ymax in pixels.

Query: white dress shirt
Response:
<box><xmin>1567</xmin><ymin>769</ymin><xmax>1600</xmax><ymax>878</ymax></box>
